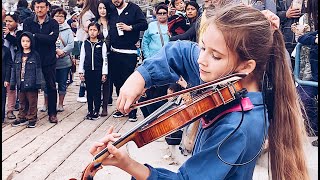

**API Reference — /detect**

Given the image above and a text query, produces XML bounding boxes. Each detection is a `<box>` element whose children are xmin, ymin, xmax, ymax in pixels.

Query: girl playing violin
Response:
<box><xmin>89</xmin><ymin>4</ymin><xmax>309</xmax><ymax>180</ymax></box>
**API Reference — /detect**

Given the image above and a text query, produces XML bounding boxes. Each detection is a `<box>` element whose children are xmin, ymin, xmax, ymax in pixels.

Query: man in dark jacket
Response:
<box><xmin>109</xmin><ymin>0</ymin><xmax>148</xmax><ymax>121</ymax></box>
<box><xmin>2</xmin><ymin>40</ymin><xmax>13</xmax><ymax>123</ymax></box>
<box><xmin>17</xmin><ymin>0</ymin><xmax>33</xmax><ymax>22</ymax></box>
<box><xmin>23</xmin><ymin>0</ymin><xmax>59</xmax><ymax>123</ymax></box>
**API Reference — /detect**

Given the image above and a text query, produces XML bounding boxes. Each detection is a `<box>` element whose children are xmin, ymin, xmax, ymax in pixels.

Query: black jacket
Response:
<box><xmin>4</xmin><ymin>30</ymin><xmax>23</xmax><ymax>54</ymax></box>
<box><xmin>23</xmin><ymin>15</ymin><xmax>59</xmax><ymax>67</ymax></box>
<box><xmin>10</xmin><ymin>32</ymin><xmax>42</xmax><ymax>91</ymax></box>
<box><xmin>79</xmin><ymin>39</ymin><xmax>107</xmax><ymax>74</ymax></box>
<box><xmin>82</xmin><ymin>39</ymin><xmax>105</xmax><ymax>72</ymax></box>
<box><xmin>109</xmin><ymin>2</ymin><xmax>147</xmax><ymax>50</ymax></box>
<box><xmin>17</xmin><ymin>7</ymin><xmax>33</xmax><ymax>22</ymax></box>
<box><xmin>2</xmin><ymin>45</ymin><xmax>12</xmax><ymax>84</ymax></box>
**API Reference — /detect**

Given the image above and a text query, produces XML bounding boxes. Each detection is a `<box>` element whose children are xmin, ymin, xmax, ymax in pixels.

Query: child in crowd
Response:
<box><xmin>79</xmin><ymin>22</ymin><xmax>108</xmax><ymax>120</ymax></box>
<box><xmin>10</xmin><ymin>32</ymin><xmax>42</xmax><ymax>128</ymax></box>
<box><xmin>89</xmin><ymin>5</ymin><xmax>309</xmax><ymax>180</ymax></box>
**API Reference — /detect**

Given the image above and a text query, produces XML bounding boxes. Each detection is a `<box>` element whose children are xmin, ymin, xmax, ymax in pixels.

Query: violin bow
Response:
<box><xmin>131</xmin><ymin>72</ymin><xmax>248</xmax><ymax>109</ymax></box>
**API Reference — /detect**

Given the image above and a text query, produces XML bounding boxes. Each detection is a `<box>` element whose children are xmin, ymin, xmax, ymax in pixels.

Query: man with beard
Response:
<box><xmin>76</xmin><ymin>0</ymin><xmax>85</xmax><ymax>8</ymax></box>
<box><xmin>23</xmin><ymin>0</ymin><xmax>59</xmax><ymax>123</ymax></box>
<box><xmin>109</xmin><ymin>0</ymin><xmax>147</xmax><ymax>121</ymax></box>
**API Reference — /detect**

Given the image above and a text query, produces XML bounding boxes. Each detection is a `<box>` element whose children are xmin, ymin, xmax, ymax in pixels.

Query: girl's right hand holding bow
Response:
<box><xmin>117</xmin><ymin>71</ymin><xmax>146</xmax><ymax>115</ymax></box>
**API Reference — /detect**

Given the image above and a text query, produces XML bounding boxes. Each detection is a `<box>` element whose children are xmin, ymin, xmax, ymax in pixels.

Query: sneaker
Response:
<box><xmin>84</xmin><ymin>112</ymin><xmax>93</xmax><ymax>120</ymax></box>
<box><xmin>7</xmin><ymin>111</ymin><xmax>16</xmax><ymax>119</ymax></box>
<box><xmin>128</xmin><ymin>112</ymin><xmax>137</xmax><ymax>122</ymax></box>
<box><xmin>108</xmin><ymin>99</ymin><xmax>112</xmax><ymax>106</ymax></box>
<box><xmin>113</xmin><ymin>111</ymin><xmax>125</xmax><ymax>118</ymax></box>
<box><xmin>91</xmin><ymin>112</ymin><xmax>100</xmax><ymax>120</ymax></box>
<box><xmin>27</xmin><ymin>121</ymin><xmax>36</xmax><ymax>128</ymax></box>
<box><xmin>57</xmin><ymin>105</ymin><xmax>64</xmax><ymax>112</ymax></box>
<box><xmin>40</xmin><ymin>106</ymin><xmax>47</xmax><ymax>112</ymax></box>
<box><xmin>77</xmin><ymin>97</ymin><xmax>87</xmax><ymax>103</ymax></box>
<box><xmin>12</xmin><ymin>119</ymin><xmax>28</xmax><ymax>127</ymax></box>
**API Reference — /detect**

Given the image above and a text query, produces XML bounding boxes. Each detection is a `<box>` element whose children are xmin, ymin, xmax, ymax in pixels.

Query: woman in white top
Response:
<box><xmin>76</xmin><ymin>0</ymin><xmax>99</xmax><ymax>42</ymax></box>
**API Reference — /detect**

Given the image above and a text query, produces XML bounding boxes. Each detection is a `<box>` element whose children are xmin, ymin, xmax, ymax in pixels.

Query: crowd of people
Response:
<box><xmin>1</xmin><ymin>0</ymin><xmax>318</xmax><ymax>179</ymax></box>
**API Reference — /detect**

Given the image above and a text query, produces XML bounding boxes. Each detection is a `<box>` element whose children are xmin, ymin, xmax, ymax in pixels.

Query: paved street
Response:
<box><xmin>2</xmin><ymin>68</ymin><xmax>318</xmax><ymax>180</ymax></box>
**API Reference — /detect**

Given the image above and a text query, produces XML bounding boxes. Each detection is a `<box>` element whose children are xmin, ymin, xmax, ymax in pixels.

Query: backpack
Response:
<box><xmin>168</xmin><ymin>14</ymin><xmax>191</xmax><ymax>36</ymax></box>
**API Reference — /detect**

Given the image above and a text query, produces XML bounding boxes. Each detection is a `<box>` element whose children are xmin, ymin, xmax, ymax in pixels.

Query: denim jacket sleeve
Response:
<box><xmin>136</xmin><ymin>40</ymin><xmax>201</xmax><ymax>88</ymax></box>
<box><xmin>298</xmin><ymin>31</ymin><xmax>318</xmax><ymax>45</ymax></box>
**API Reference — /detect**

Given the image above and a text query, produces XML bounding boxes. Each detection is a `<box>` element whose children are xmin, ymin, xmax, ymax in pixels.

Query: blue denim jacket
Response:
<box><xmin>136</xmin><ymin>41</ymin><xmax>268</xmax><ymax>180</ymax></box>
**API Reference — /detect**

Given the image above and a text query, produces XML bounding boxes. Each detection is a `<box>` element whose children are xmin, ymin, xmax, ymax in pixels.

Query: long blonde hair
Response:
<box><xmin>199</xmin><ymin>4</ymin><xmax>309</xmax><ymax>180</ymax></box>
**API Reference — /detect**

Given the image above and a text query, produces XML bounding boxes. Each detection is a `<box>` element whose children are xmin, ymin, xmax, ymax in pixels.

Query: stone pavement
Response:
<box><xmin>2</xmin><ymin>68</ymin><xmax>318</xmax><ymax>180</ymax></box>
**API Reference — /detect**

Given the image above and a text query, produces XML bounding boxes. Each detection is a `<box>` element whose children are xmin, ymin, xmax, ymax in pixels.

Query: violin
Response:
<box><xmin>77</xmin><ymin>73</ymin><xmax>248</xmax><ymax>180</ymax></box>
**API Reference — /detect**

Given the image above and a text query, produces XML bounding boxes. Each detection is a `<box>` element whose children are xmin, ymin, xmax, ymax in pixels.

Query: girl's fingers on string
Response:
<box><xmin>99</xmin><ymin>133</ymin><xmax>121</xmax><ymax>145</ymax></box>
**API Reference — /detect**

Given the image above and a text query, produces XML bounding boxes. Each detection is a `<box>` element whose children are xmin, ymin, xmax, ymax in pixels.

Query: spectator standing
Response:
<box><xmin>276</xmin><ymin>0</ymin><xmax>304</xmax><ymax>56</ymax></box>
<box><xmin>79</xmin><ymin>22</ymin><xmax>108</xmax><ymax>120</ymax></box>
<box><xmin>16</xmin><ymin>0</ymin><xmax>33</xmax><ymax>23</ymax></box>
<box><xmin>96</xmin><ymin>0</ymin><xmax>112</xmax><ymax>116</ymax></box>
<box><xmin>10</xmin><ymin>32</ymin><xmax>42</xmax><ymax>128</ymax></box>
<box><xmin>76</xmin><ymin>0</ymin><xmax>98</xmax><ymax>42</ymax></box>
<box><xmin>169</xmin><ymin>1</ymin><xmax>199</xmax><ymax>40</ymax></box>
<box><xmin>3</xmin><ymin>11</ymin><xmax>23</xmax><ymax>120</ymax></box>
<box><xmin>2</xmin><ymin>40</ymin><xmax>13</xmax><ymax>123</ymax></box>
<box><xmin>142</xmin><ymin>4</ymin><xmax>170</xmax><ymax>59</ymax></box>
<box><xmin>42</xmin><ymin>8</ymin><xmax>74</xmax><ymax>112</ymax></box>
<box><xmin>67</xmin><ymin>11</ymin><xmax>79</xmax><ymax>35</ymax></box>
<box><xmin>23</xmin><ymin>0</ymin><xmax>59</xmax><ymax>123</ymax></box>
<box><xmin>76</xmin><ymin>0</ymin><xmax>99</xmax><ymax>103</ymax></box>
<box><xmin>109</xmin><ymin>0</ymin><xmax>148</xmax><ymax>121</ymax></box>
<box><xmin>139</xmin><ymin>4</ymin><xmax>170</xmax><ymax>118</ymax></box>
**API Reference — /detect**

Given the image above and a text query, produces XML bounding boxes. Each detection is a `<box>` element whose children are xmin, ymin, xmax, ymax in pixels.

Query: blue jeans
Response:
<box><xmin>56</xmin><ymin>67</ymin><xmax>70</xmax><ymax>95</ymax></box>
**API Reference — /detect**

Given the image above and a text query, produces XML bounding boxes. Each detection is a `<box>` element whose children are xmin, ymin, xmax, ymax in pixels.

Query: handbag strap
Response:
<box><xmin>58</xmin><ymin>35</ymin><xmax>66</xmax><ymax>47</ymax></box>
<box><xmin>157</xmin><ymin>22</ymin><xmax>165</xmax><ymax>47</ymax></box>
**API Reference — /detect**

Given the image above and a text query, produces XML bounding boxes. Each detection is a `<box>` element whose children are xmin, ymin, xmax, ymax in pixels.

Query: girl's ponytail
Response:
<box><xmin>268</xmin><ymin>29</ymin><xmax>309</xmax><ymax>180</ymax></box>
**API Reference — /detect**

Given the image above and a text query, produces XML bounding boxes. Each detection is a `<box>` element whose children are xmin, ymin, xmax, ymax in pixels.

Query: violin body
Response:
<box><xmin>78</xmin><ymin>73</ymin><xmax>247</xmax><ymax>180</ymax></box>
<box><xmin>134</xmin><ymin>81</ymin><xmax>242</xmax><ymax>148</ymax></box>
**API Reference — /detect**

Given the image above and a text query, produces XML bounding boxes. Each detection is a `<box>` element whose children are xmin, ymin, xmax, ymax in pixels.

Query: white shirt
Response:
<box><xmin>116</xmin><ymin>4</ymin><xmax>128</xmax><ymax>15</ymax></box>
<box><xmin>76</xmin><ymin>10</ymin><xmax>95</xmax><ymax>42</ymax></box>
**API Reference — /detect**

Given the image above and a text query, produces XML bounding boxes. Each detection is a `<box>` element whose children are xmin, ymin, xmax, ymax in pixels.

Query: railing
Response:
<box><xmin>294</xmin><ymin>43</ymin><xmax>318</xmax><ymax>87</ymax></box>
